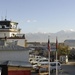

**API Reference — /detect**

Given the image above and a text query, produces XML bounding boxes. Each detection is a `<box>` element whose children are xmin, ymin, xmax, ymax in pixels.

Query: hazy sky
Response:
<box><xmin>0</xmin><ymin>0</ymin><xmax>75</xmax><ymax>33</ymax></box>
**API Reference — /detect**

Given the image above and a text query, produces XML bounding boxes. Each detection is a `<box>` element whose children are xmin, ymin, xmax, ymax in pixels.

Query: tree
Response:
<box><xmin>58</xmin><ymin>44</ymin><xmax>70</xmax><ymax>56</ymax></box>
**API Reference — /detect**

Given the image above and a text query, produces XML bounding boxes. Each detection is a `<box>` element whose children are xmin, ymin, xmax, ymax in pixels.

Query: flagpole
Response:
<box><xmin>56</xmin><ymin>50</ymin><xmax>58</xmax><ymax>75</ymax></box>
<box><xmin>56</xmin><ymin>37</ymin><xmax>58</xmax><ymax>75</ymax></box>
<box><xmin>48</xmin><ymin>37</ymin><xmax>50</xmax><ymax>75</ymax></box>
<box><xmin>48</xmin><ymin>50</ymin><xmax>50</xmax><ymax>75</ymax></box>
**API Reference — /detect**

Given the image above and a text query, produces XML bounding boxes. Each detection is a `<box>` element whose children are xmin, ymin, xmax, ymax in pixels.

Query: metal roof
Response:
<box><xmin>0</xmin><ymin>45</ymin><xmax>30</xmax><ymax>51</ymax></box>
<box><xmin>0</xmin><ymin>61</ymin><xmax>32</xmax><ymax>68</ymax></box>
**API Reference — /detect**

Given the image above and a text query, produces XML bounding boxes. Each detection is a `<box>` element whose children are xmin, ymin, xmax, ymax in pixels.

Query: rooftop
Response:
<box><xmin>0</xmin><ymin>60</ymin><xmax>32</xmax><ymax>67</ymax></box>
<box><xmin>0</xmin><ymin>19</ymin><xmax>18</xmax><ymax>25</ymax></box>
<box><xmin>0</xmin><ymin>45</ymin><xmax>30</xmax><ymax>51</ymax></box>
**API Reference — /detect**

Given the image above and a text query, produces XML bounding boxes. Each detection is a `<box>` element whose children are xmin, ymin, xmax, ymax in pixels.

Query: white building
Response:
<box><xmin>0</xmin><ymin>43</ymin><xmax>30</xmax><ymax>62</ymax></box>
<box><xmin>0</xmin><ymin>19</ymin><xmax>31</xmax><ymax>63</ymax></box>
<box><xmin>0</xmin><ymin>19</ymin><xmax>26</xmax><ymax>47</ymax></box>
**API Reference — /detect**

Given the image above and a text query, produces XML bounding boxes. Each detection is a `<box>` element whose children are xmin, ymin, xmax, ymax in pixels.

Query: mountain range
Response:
<box><xmin>25</xmin><ymin>29</ymin><xmax>75</xmax><ymax>43</ymax></box>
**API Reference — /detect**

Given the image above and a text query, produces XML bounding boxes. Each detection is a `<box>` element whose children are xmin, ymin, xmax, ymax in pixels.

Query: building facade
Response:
<box><xmin>0</xmin><ymin>19</ymin><xmax>26</xmax><ymax>47</ymax></box>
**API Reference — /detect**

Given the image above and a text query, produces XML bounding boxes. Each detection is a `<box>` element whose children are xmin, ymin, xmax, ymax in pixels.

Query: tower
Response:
<box><xmin>0</xmin><ymin>19</ymin><xmax>26</xmax><ymax>47</ymax></box>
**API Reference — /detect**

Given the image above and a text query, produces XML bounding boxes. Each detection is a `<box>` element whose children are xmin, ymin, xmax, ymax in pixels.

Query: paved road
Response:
<box><xmin>51</xmin><ymin>64</ymin><xmax>75</xmax><ymax>75</ymax></box>
<box><xmin>31</xmin><ymin>64</ymin><xmax>75</xmax><ymax>75</ymax></box>
<box><xmin>61</xmin><ymin>64</ymin><xmax>75</xmax><ymax>75</ymax></box>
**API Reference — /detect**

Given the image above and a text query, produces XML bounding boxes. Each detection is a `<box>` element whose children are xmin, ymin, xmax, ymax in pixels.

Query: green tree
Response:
<box><xmin>58</xmin><ymin>44</ymin><xmax>70</xmax><ymax>56</ymax></box>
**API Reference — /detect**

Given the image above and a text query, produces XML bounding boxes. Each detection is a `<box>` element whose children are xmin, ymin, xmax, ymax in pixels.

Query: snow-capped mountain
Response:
<box><xmin>57</xmin><ymin>29</ymin><xmax>75</xmax><ymax>34</ymax></box>
<box><xmin>25</xmin><ymin>30</ymin><xmax>75</xmax><ymax>42</ymax></box>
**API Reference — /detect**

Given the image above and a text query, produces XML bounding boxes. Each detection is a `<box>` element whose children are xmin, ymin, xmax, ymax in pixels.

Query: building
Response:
<box><xmin>0</xmin><ymin>41</ymin><xmax>32</xmax><ymax>75</ymax></box>
<box><xmin>0</xmin><ymin>44</ymin><xmax>29</xmax><ymax>62</ymax></box>
<box><xmin>64</xmin><ymin>40</ymin><xmax>75</xmax><ymax>49</ymax></box>
<box><xmin>0</xmin><ymin>19</ymin><xmax>26</xmax><ymax>47</ymax></box>
<box><xmin>0</xmin><ymin>61</ymin><xmax>32</xmax><ymax>75</ymax></box>
<box><xmin>0</xmin><ymin>19</ymin><xmax>32</xmax><ymax>75</ymax></box>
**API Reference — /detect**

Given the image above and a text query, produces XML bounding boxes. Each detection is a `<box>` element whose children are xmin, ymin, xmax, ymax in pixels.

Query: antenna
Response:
<box><xmin>5</xmin><ymin>10</ymin><xmax>7</xmax><ymax>20</ymax></box>
<box><xmin>1</xmin><ymin>16</ymin><xmax>3</xmax><ymax>20</ymax></box>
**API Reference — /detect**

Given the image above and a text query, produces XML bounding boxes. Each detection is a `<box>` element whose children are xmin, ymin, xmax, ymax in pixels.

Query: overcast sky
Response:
<box><xmin>0</xmin><ymin>0</ymin><xmax>75</xmax><ymax>33</ymax></box>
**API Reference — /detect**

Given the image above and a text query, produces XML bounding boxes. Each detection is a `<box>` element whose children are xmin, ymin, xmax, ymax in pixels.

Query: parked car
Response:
<box><xmin>50</xmin><ymin>62</ymin><xmax>61</xmax><ymax>71</ymax></box>
<box><xmin>30</xmin><ymin>58</ymin><xmax>39</xmax><ymax>64</ymax></box>
<box><xmin>38</xmin><ymin>58</ymin><xmax>48</xmax><ymax>66</ymax></box>
<box><xmin>32</xmin><ymin>63</ymin><xmax>38</xmax><ymax>69</ymax></box>
<box><xmin>39</xmin><ymin>62</ymin><xmax>61</xmax><ymax>73</ymax></box>
<box><xmin>29</xmin><ymin>55</ymin><xmax>34</xmax><ymax>62</ymax></box>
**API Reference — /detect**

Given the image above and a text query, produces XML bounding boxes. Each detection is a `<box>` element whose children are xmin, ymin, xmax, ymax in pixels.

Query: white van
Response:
<box><xmin>50</xmin><ymin>62</ymin><xmax>61</xmax><ymax>71</ymax></box>
<box><xmin>39</xmin><ymin>62</ymin><xmax>61</xmax><ymax>72</ymax></box>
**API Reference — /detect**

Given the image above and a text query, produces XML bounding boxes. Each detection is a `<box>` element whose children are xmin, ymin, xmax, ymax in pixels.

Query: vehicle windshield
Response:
<box><xmin>50</xmin><ymin>63</ymin><xmax>60</xmax><ymax>66</ymax></box>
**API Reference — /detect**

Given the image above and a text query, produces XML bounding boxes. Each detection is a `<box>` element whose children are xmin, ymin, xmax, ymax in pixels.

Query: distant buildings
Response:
<box><xmin>27</xmin><ymin>42</ymin><xmax>57</xmax><ymax>51</ymax></box>
<box><xmin>64</xmin><ymin>40</ymin><xmax>75</xmax><ymax>49</ymax></box>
